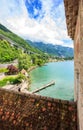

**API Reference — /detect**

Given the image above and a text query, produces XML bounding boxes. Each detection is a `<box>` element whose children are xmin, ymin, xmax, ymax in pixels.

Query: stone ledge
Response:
<box><xmin>0</xmin><ymin>88</ymin><xmax>77</xmax><ymax>130</ymax></box>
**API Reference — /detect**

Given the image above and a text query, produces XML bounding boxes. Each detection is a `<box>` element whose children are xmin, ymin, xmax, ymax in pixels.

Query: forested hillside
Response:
<box><xmin>0</xmin><ymin>39</ymin><xmax>20</xmax><ymax>62</ymax></box>
<box><xmin>0</xmin><ymin>24</ymin><xmax>44</xmax><ymax>55</ymax></box>
<box><xmin>0</xmin><ymin>24</ymin><xmax>48</xmax><ymax>68</ymax></box>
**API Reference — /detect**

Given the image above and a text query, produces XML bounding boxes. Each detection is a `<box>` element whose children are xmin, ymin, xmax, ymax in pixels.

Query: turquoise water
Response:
<box><xmin>30</xmin><ymin>61</ymin><xmax>74</xmax><ymax>100</ymax></box>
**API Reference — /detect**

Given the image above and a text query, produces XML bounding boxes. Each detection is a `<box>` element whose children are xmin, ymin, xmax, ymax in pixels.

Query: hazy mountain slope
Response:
<box><xmin>27</xmin><ymin>40</ymin><xmax>74</xmax><ymax>58</ymax></box>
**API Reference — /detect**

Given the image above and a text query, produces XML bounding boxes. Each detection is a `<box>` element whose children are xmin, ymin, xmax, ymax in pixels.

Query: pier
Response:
<box><xmin>32</xmin><ymin>81</ymin><xmax>55</xmax><ymax>93</ymax></box>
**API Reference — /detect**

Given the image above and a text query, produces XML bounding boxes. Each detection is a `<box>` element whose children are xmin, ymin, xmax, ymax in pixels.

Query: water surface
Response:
<box><xmin>30</xmin><ymin>61</ymin><xmax>74</xmax><ymax>100</ymax></box>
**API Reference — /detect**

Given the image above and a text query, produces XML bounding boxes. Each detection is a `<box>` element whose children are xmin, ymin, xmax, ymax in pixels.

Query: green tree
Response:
<box><xmin>0</xmin><ymin>39</ymin><xmax>19</xmax><ymax>62</ymax></box>
<box><xmin>18</xmin><ymin>53</ymin><xmax>31</xmax><ymax>70</ymax></box>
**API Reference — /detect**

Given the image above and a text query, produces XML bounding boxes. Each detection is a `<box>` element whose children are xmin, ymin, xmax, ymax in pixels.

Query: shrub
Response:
<box><xmin>0</xmin><ymin>68</ymin><xmax>8</xmax><ymax>73</ymax></box>
<box><xmin>12</xmin><ymin>73</ymin><xmax>26</xmax><ymax>84</ymax></box>
<box><xmin>0</xmin><ymin>74</ymin><xmax>26</xmax><ymax>87</ymax></box>
<box><xmin>6</xmin><ymin>64</ymin><xmax>18</xmax><ymax>75</ymax></box>
<box><xmin>0</xmin><ymin>76</ymin><xmax>15</xmax><ymax>87</ymax></box>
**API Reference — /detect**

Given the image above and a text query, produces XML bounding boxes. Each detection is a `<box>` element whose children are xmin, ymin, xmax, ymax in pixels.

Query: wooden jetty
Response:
<box><xmin>32</xmin><ymin>81</ymin><xmax>55</xmax><ymax>93</ymax></box>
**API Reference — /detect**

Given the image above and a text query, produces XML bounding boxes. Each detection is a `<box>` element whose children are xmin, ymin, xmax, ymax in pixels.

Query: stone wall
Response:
<box><xmin>74</xmin><ymin>0</ymin><xmax>80</xmax><ymax>102</ymax></box>
<box><xmin>0</xmin><ymin>89</ymin><xmax>77</xmax><ymax>130</ymax></box>
<box><xmin>74</xmin><ymin>0</ymin><xmax>83</xmax><ymax>130</ymax></box>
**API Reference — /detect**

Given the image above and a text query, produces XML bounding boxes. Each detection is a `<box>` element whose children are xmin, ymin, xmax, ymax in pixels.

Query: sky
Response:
<box><xmin>0</xmin><ymin>0</ymin><xmax>73</xmax><ymax>47</ymax></box>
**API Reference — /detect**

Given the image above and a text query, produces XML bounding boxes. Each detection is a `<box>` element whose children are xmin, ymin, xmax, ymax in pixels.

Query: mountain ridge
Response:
<box><xmin>27</xmin><ymin>40</ymin><xmax>74</xmax><ymax>58</ymax></box>
<box><xmin>0</xmin><ymin>24</ymin><xmax>48</xmax><ymax>65</ymax></box>
<box><xmin>0</xmin><ymin>24</ymin><xmax>44</xmax><ymax>55</ymax></box>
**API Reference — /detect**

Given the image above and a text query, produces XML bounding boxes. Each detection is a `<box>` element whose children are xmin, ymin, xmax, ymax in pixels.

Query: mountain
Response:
<box><xmin>27</xmin><ymin>40</ymin><xmax>74</xmax><ymax>58</ymax></box>
<box><xmin>0</xmin><ymin>24</ymin><xmax>48</xmax><ymax>65</ymax></box>
<box><xmin>0</xmin><ymin>23</ymin><xmax>73</xmax><ymax>64</ymax></box>
<box><xmin>0</xmin><ymin>24</ymin><xmax>43</xmax><ymax>55</ymax></box>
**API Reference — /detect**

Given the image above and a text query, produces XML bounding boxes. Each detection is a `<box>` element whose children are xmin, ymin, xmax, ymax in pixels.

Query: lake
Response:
<box><xmin>30</xmin><ymin>61</ymin><xmax>74</xmax><ymax>100</ymax></box>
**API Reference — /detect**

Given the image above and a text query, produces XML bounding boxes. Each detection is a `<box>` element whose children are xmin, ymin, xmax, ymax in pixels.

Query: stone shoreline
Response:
<box><xmin>28</xmin><ymin>65</ymin><xmax>38</xmax><ymax>72</ymax></box>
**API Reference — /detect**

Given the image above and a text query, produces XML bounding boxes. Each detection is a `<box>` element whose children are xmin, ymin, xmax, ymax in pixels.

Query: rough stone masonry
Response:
<box><xmin>0</xmin><ymin>89</ymin><xmax>77</xmax><ymax>130</ymax></box>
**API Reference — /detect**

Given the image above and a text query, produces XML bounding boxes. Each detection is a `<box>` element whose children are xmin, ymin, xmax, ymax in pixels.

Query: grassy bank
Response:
<box><xmin>0</xmin><ymin>74</ymin><xmax>26</xmax><ymax>87</ymax></box>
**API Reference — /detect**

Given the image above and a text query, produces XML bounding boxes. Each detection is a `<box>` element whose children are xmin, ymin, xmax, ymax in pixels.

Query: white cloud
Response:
<box><xmin>0</xmin><ymin>0</ymin><xmax>73</xmax><ymax>48</ymax></box>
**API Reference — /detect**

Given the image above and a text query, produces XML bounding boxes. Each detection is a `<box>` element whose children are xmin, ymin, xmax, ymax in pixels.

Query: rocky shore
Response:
<box><xmin>28</xmin><ymin>65</ymin><xmax>38</xmax><ymax>72</ymax></box>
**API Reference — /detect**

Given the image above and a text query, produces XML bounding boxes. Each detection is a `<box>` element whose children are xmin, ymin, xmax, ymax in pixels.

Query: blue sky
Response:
<box><xmin>0</xmin><ymin>0</ymin><xmax>73</xmax><ymax>47</ymax></box>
